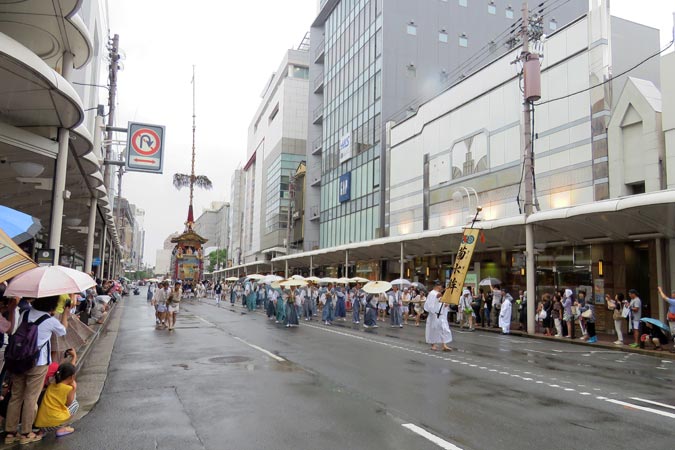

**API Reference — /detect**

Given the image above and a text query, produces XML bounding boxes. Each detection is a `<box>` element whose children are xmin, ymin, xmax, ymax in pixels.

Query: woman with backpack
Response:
<box><xmin>4</xmin><ymin>295</ymin><xmax>68</xmax><ymax>445</ymax></box>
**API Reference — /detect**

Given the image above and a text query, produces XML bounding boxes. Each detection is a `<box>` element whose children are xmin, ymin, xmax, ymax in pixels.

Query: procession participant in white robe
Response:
<box><xmin>499</xmin><ymin>293</ymin><xmax>513</xmax><ymax>334</ymax></box>
<box><xmin>424</xmin><ymin>282</ymin><xmax>452</xmax><ymax>351</ymax></box>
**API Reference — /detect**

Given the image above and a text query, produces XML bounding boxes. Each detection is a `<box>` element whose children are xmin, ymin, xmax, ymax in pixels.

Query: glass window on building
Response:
<box><xmin>549</xmin><ymin>18</ymin><xmax>558</xmax><ymax>31</ymax></box>
<box><xmin>290</xmin><ymin>65</ymin><xmax>309</xmax><ymax>79</ymax></box>
<box><xmin>505</xmin><ymin>6</ymin><xmax>514</xmax><ymax>19</ymax></box>
<box><xmin>439</xmin><ymin>31</ymin><xmax>448</xmax><ymax>43</ymax></box>
<box><xmin>488</xmin><ymin>1</ymin><xmax>496</xmax><ymax>14</ymax></box>
<box><xmin>459</xmin><ymin>0</ymin><xmax>467</xmax><ymax>7</ymax></box>
<box><xmin>459</xmin><ymin>33</ymin><xmax>468</xmax><ymax>47</ymax></box>
<box><xmin>406</xmin><ymin>23</ymin><xmax>417</xmax><ymax>35</ymax></box>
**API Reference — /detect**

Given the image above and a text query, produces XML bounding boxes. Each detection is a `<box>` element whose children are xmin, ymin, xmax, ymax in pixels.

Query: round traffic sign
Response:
<box><xmin>130</xmin><ymin>128</ymin><xmax>161</xmax><ymax>156</ymax></box>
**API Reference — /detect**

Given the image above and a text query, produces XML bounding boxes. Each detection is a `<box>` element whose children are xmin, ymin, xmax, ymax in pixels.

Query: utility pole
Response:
<box><xmin>519</xmin><ymin>1</ymin><xmax>542</xmax><ymax>334</ymax></box>
<box><xmin>103</xmin><ymin>34</ymin><xmax>120</xmax><ymax>191</ymax></box>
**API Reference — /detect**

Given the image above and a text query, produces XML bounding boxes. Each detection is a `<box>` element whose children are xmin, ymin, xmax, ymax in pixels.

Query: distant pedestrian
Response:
<box><xmin>266</xmin><ymin>286</ymin><xmax>277</xmax><ymax>320</ymax></box>
<box><xmin>321</xmin><ymin>284</ymin><xmax>335</xmax><ymax>325</ymax></box>
<box><xmin>244</xmin><ymin>280</ymin><xmax>256</xmax><ymax>312</ymax></box>
<box><xmin>146</xmin><ymin>282</ymin><xmax>155</xmax><ymax>302</ymax></box>
<box><xmin>606</xmin><ymin>293</ymin><xmax>625</xmax><ymax>345</ymax></box>
<box><xmin>214</xmin><ymin>282</ymin><xmax>222</xmax><ymax>307</ymax></box>
<box><xmin>552</xmin><ymin>294</ymin><xmax>563</xmax><ymax>337</ymax></box>
<box><xmin>352</xmin><ymin>283</ymin><xmax>365</xmax><ymax>324</ymax></box>
<box><xmin>377</xmin><ymin>291</ymin><xmax>388</xmax><ymax>321</ymax></box>
<box><xmin>481</xmin><ymin>288</ymin><xmax>491</xmax><ymax>327</ymax></box>
<box><xmin>579</xmin><ymin>298</ymin><xmax>596</xmax><ymax>343</ymax></box>
<box><xmin>285</xmin><ymin>287</ymin><xmax>299</xmax><ymax>328</ymax></box>
<box><xmin>641</xmin><ymin>322</ymin><xmax>669</xmax><ymax>350</ymax></box>
<box><xmin>334</xmin><ymin>285</ymin><xmax>347</xmax><ymax>321</ymax></box>
<box><xmin>165</xmin><ymin>281</ymin><xmax>182</xmax><ymax>331</ymax></box>
<box><xmin>542</xmin><ymin>293</ymin><xmax>554</xmax><ymax>336</ymax></box>
<box><xmin>657</xmin><ymin>286</ymin><xmax>675</xmax><ymax>352</ymax></box>
<box><xmin>275</xmin><ymin>288</ymin><xmax>286</xmax><ymax>324</ymax></box>
<box><xmin>363</xmin><ymin>294</ymin><xmax>378</xmax><ymax>328</ymax></box>
<box><xmin>459</xmin><ymin>289</ymin><xmax>475</xmax><ymax>330</ymax></box>
<box><xmin>628</xmin><ymin>289</ymin><xmax>642</xmax><ymax>348</ymax></box>
<box><xmin>388</xmin><ymin>285</ymin><xmax>403</xmax><ymax>328</ymax></box>
<box><xmin>562</xmin><ymin>289</ymin><xmax>574</xmax><ymax>338</ymax></box>
<box><xmin>490</xmin><ymin>286</ymin><xmax>502</xmax><ymax>328</ymax></box>
<box><xmin>499</xmin><ymin>293</ymin><xmax>513</xmax><ymax>334</ymax></box>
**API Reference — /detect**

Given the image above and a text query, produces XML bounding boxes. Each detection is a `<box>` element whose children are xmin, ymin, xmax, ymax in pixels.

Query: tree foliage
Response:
<box><xmin>207</xmin><ymin>248</ymin><xmax>228</xmax><ymax>272</ymax></box>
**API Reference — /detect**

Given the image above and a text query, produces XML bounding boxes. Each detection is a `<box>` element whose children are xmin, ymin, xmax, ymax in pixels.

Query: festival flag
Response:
<box><xmin>441</xmin><ymin>228</ymin><xmax>480</xmax><ymax>305</ymax></box>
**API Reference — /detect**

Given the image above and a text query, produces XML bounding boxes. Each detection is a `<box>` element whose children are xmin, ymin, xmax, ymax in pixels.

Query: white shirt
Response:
<box><xmin>26</xmin><ymin>309</ymin><xmax>66</xmax><ymax>366</ymax></box>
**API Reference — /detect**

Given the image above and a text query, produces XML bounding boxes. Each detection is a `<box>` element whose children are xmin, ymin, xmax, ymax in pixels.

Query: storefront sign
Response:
<box><xmin>339</xmin><ymin>172</ymin><xmax>351</xmax><ymax>203</ymax></box>
<box><xmin>339</xmin><ymin>133</ymin><xmax>352</xmax><ymax>164</ymax></box>
<box><xmin>36</xmin><ymin>249</ymin><xmax>55</xmax><ymax>267</ymax></box>
<box><xmin>441</xmin><ymin>228</ymin><xmax>480</xmax><ymax>305</ymax></box>
<box><xmin>593</xmin><ymin>279</ymin><xmax>604</xmax><ymax>304</ymax></box>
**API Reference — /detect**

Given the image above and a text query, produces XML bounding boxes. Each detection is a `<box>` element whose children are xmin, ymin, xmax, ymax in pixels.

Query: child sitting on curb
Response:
<box><xmin>34</xmin><ymin>362</ymin><xmax>79</xmax><ymax>437</ymax></box>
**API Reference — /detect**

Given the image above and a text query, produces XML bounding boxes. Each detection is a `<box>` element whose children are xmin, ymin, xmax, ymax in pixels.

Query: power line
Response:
<box><xmin>535</xmin><ymin>39</ymin><xmax>674</xmax><ymax>106</ymax></box>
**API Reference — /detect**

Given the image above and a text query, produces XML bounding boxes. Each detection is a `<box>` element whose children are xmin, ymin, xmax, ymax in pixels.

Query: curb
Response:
<box><xmin>74</xmin><ymin>300</ymin><xmax>118</xmax><ymax>371</ymax></box>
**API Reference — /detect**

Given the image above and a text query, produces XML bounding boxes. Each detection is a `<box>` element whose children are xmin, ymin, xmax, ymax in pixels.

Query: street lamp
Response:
<box><xmin>452</xmin><ymin>186</ymin><xmax>482</xmax><ymax>223</ymax></box>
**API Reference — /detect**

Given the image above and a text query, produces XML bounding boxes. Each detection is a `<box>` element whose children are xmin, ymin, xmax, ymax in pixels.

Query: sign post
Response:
<box><xmin>125</xmin><ymin>122</ymin><xmax>166</xmax><ymax>173</ymax></box>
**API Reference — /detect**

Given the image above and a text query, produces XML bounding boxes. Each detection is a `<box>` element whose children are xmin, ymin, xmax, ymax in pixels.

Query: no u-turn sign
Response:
<box><xmin>125</xmin><ymin>122</ymin><xmax>166</xmax><ymax>173</ymax></box>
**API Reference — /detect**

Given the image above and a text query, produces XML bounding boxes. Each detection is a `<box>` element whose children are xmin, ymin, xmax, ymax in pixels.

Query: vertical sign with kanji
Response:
<box><xmin>441</xmin><ymin>228</ymin><xmax>480</xmax><ymax>305</ymax></box>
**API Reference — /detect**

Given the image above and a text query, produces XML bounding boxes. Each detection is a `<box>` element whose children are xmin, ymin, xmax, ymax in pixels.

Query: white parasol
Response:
<box><xmin>350</xmin><ymin>277</ymin><xmax>370</xmax><ymax>283</ymax></box>
<box><xmin>362</xmin><ymin>281</ymin><xmax>393</xmax><ymax>294</ymax></box>
<box><xmin>280</xmin><ymin>279</ymin><xmax>308</xmax><ymax>288</ymax></box>
<box><xmin>390</xmin><ymin>278</ymin><xmax>411</xmax><ymax>287</ymax></box>
<box><xmin>319</xmin><ymin>277</ymin><xmax>339</xmax><ymax>284</ymax></box>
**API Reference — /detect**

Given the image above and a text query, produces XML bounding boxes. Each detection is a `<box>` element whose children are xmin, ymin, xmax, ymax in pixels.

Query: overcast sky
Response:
<box><xmin>109</xmin><ymin>0</ymin><xmax>674</xmax><ymax>267</ymax></box>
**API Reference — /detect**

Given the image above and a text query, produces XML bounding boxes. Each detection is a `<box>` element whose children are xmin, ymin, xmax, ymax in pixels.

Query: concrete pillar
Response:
<box><xmin>400</xmin><ymin>242</ymin><xmax>404</xmax><ymax>279</ymax></box>
<box><xmin>656</xmin><ymin>238</ymin><xmax>665</xmax><ymax>322</ymax></box>
<box><xmin>310</xmin><ymin>255</ymin><xmax>313</xmax><ymax>277</ymax></box>
<box><xmin>526</xmin><ymin>223</ymin><xmax>536</xmax><ymax>334</ymax></box>
<box><xmin>98</xmin><ymin>225</ymin><xmax>107</xmax><ymax>278</ymax></box>
<box><xmin>84</xmin><ymin>197</ymin><xmax>97</xmax><ymax>274</ymax></box>
<box><xmin>345</xmin><ymin>250</ymin><xmax>349</xmax><ymax>278</ymax></box>
<box><xmin>48</xmin><ymin>52</ymin><xmax>74</xmax><ymax>263</ymax></box>
<box><xmin>285</xmin><ymin>260</ymin><xmax>289</xmax><ymax>278</ymax></box>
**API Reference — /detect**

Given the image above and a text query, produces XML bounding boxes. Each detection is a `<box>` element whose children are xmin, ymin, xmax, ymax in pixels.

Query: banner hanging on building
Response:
<box><xmin>339</xmin><ymin>172</ymin><xmax>351</xmax><ymax>203</ymax></box>
<box><xmin>339</xmin><ymin>132</ymin><xmax>352</xmax><ymax>164</ymax></box>
<box><xmin>441</xmin><ymin>228</ymin><xmax>480</xmax><ymax>305</ymax></box>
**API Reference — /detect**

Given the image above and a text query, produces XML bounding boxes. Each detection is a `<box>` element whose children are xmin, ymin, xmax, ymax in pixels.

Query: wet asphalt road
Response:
<box><xmin>31</xmin><ymin>293</ymin><xmax>675</xmax><ymax>449</ymax></box>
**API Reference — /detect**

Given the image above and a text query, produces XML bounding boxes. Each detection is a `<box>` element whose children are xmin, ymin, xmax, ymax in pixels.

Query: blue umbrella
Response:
<box><xmin>640</xmin><ymin>317</ymin><xmax>670</xmax><ymax>333</ymax></box>
<box><xmin>0</xmin><ymin>205</ymin><xmax>42</xmax><ymax>244</ymax></box>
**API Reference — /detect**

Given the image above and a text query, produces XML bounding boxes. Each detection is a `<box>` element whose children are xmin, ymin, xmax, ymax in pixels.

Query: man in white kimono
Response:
<box><xmin>499</xmin><ymin>292</ymin><xmax>513</xmax><ymax>334</ymax></box>
<box><xmin>424</xmin><ymin>281</ymin><xmax>453</xmax><ymax>351</ymax></box>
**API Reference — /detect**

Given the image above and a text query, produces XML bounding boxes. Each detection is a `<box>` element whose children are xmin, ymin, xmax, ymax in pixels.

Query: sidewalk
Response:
<box><xmin>0</xmin><ymin>298</ymin><xmax>123</xmax><ymax>449</ymax></box>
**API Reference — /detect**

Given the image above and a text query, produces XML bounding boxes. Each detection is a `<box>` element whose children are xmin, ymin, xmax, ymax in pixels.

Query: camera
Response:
<box><xmin>65</xmin><ymin>299</ymin><xmax>72</xmax><ymax>308</ymax></box>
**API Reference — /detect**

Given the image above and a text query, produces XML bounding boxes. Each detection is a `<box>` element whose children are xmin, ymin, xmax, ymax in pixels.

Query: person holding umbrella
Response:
<box><xmin>321</xmin><ymin>283</ymin><xmax>335</xmax><ymax>325</ymax></box>
<box><xmin>284</xmin><ymin>286</ymin><xmax>299</xmax><ymax>328</ymax></box>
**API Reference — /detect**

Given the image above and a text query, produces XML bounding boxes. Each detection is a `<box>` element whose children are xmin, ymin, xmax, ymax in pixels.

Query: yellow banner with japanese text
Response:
<box><xmin>441</xmin><ymin>228</ymin><xmax>480</xmax><ymax>305</ymax></box>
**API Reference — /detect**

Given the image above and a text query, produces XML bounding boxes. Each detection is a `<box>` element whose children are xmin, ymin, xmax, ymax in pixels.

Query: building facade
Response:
<box><xmin>234</xmin><ymin>43</ymin><xmax>310</xmax><ymax>267</ymax></box>
<box><xmin>0</xmin><ymin>0</ymin><xmax>123</xmax><ymax>276</ymax></box>
<box><xmin>194</xmin><ymin>201</ymin><xmax>230</xmax><ymax>264</ymax></box>
<box><xmin>304</xmin><ymin>0</ymin><xmax>588</xmax><ymax>250</ymax></box>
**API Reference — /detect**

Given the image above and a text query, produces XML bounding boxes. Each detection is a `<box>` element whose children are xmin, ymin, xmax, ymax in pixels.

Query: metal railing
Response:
<box><xmin>313</xmin><ymin>70</ymin><xmax>324</xmax><ymax>92</ymax></box>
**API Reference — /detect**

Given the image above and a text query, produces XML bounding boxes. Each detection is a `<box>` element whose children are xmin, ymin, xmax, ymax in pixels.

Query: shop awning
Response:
<box><xmin>273</xmin><ymin>190</ymin><xmax>675</xmax><ymax>270</ymax></box>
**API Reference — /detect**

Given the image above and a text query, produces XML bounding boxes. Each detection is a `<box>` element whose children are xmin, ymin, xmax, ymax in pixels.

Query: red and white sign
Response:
<box><xmin>125</xmin><ymin>122</ymin><xmax>165</xmax><ymax>174</ymax></box>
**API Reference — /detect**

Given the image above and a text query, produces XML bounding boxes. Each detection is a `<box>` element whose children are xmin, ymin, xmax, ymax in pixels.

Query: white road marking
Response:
<box><xmin>232</xmin><ymin>336</ymin><xmax>286</xmax><ymax>363</ymax></box>
<box><xmin>402</xmin><ymin>423</ymin><xmax>464</xmax><ymax>450</ymax></box>
<box><xmin>604</xmin><ymin>399</ymin><xmax>675</xmax><ymax>420</ymax></box>
<box><xmin>630</xmin><ymin>398</ymin><xmax>675</xmax><ymax>411</ymax></box>
<box><xmin>211</xmin><ymin>304</ymin><xmax>675</xmax><ymax>422</ymax></box>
